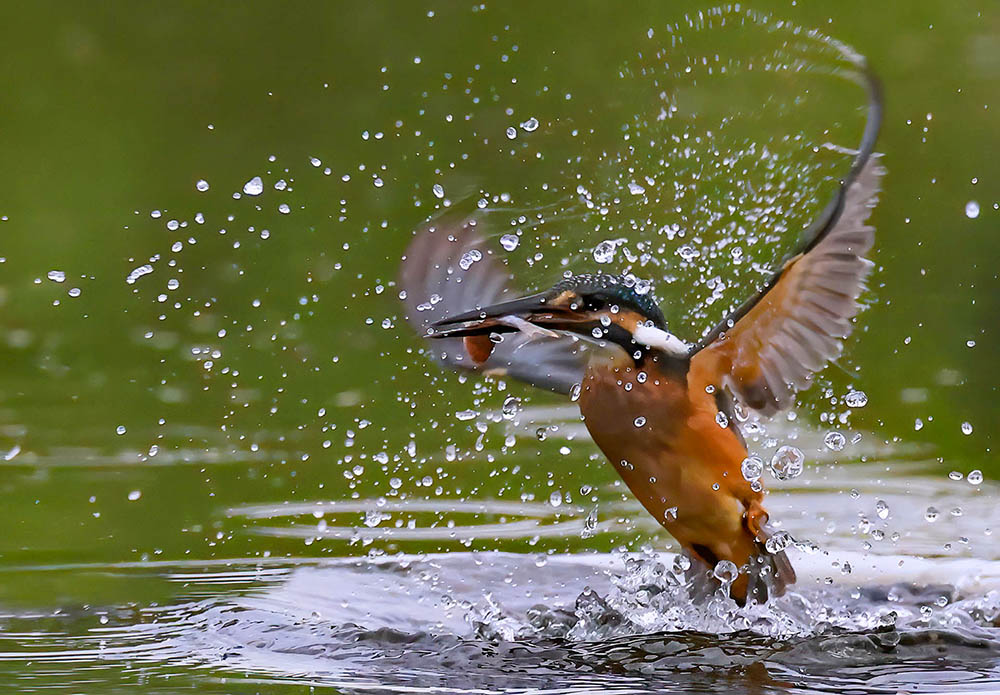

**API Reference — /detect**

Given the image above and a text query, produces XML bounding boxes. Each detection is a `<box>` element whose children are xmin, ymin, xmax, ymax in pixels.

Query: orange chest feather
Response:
<box><xmin>578</xmin><ymin>361</ymin><xmax>756</xmax><ymax>503</ymax></box>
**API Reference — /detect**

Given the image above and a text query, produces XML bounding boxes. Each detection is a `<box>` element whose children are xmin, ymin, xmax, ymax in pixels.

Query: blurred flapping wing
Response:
<box><xmin>398</xmin><ymin>213</ymin><xmax>587</xmax><ymax>396</ymax></box>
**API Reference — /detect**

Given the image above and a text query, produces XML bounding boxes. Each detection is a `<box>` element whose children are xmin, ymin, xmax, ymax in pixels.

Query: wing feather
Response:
<box><xmin>690</xmin><ymin>158</ymin><xmax>883</xmax><ymax>414</ymax></box>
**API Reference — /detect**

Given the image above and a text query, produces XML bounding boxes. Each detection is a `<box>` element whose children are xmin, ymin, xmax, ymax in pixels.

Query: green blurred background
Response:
<box><xmin>0</xmin><ymin>0</ymin><xmax>996</xmax><ymax>608</ymax></box>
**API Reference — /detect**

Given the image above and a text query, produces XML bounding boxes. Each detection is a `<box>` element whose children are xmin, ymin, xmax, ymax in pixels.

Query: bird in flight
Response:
<box><xmin>399</xmin><ymin>66</ymin><xmax>882</xmax><ymax>604</ymax></box>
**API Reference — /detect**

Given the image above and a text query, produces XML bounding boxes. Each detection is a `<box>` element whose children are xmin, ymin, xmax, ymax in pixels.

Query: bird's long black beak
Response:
<box><xmin>432</xmin><ymin>293</ymin><xmax>548</xmax><ymax>329</ymax></box>
<box><xmin>429</xmin><ymin>292</ymin><xmax>576</xmax><ymax>339</ymax></box>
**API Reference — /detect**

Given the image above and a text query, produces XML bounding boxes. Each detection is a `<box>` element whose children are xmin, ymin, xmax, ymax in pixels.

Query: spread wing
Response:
<box><xmin>689</xmin><ymin>66</ymin><xmax>883</xmax><ymax>416</ymax></box>
<box><xmin>398</xmin><ymin>213</ymin><xmax>588</xmax><ymax>395</ymax></box>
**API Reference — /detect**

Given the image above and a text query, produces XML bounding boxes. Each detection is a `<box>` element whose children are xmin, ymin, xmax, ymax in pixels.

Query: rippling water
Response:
<box><xmin>1</xmin><ymin>551</ymin><xmax>998</xmax><ymax>693</ymax></box>
<box><xmin>1</xmin><ymin>414</ymin><xmax>996</xmax><ymax>693</ymax></box>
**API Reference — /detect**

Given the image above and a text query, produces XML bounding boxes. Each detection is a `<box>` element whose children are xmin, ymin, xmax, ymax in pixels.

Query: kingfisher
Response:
<box><xmin>399</xmin><ymin>67</ymin><xmax>882</xmax><ymax>604</ymax></box>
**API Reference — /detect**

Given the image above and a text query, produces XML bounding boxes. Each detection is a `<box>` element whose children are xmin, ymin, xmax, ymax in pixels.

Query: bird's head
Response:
<box><xmin>430</xmin><ymin>273</ymin><xmax>689</xmax><ymax>363</ymax></box>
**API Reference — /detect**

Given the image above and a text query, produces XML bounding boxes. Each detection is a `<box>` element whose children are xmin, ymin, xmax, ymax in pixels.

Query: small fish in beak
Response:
<box><xmin>463</xmin><ymin>335</ymin><xmax>494</xmax><ymax>364</ymax></box>
<box><xmin>443</xmin><ymin>314</ymin><xmax>561</xmax><ymax>365</ymax></box>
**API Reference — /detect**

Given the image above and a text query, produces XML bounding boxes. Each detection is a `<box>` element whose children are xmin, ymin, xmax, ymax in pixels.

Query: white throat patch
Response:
<box><xmin>633</xmin><ymin>323</ymin><xmax>689</xmax><ymax>358</ymax></box>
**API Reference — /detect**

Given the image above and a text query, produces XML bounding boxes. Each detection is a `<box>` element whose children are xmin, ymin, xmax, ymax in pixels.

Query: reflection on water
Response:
<box><xmin>229</xmin><ymin>498</ymin><xmax>626</xmax><ymax>541</ymax></box>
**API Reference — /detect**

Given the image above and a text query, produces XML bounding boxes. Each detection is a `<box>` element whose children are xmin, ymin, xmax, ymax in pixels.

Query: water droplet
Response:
<box><xmin>741</xmin><ymin>455</ymin><xmax>764</xmax><ymax>481</ymax></box>
<box><xmin>115</xmin><ymin>425</ymin><xmax>127</xmax><ymax>435</ymax></box>
<box><xmin>68</xmin><ymin>287</ymin><xmax>81</xmax><ymax>298</ymax></box>
<box><xmin>593</xmin><ymin>240</ymin><xmax>615</xmax><ymax>263</ymax></box>
<box><xmin>520</xmin><ymin>117</ymin><xmax>539</xmax><ymax>132</ymax></box>
<box><xmin>967</xmin><ymin>469</ymin><xmax>984</xmax><ymax>485</ymax></box>
<box><xmin>824</xmin><ymin>431</ymin><xmax>846</xmax><ymax>451</ymax></box>
<box><xmin>549</xmin><ymin>491</ymin><xmax>563</xmax><ymax>508</ymax></box>
<box><xmin>458</xmin><ymin>249</ymin><xmax>482</xmax><ymax>270</ymax></box>
<box><xmin>965</xmin><ymin>200</ymin><xmax>980</xmax><ymax>219</ymax></box>
<box><xmin>677</xmin><ymin>244</ymin><xmax>700</xmax><ymax>261</ymax></box>
<box><xmin>713</xmin><ymin>560</ymin><xmax>738</xmax><ymax>582</ymax></box>
<box><xmin>455</xmin><ymin>409</ymin><xmax>477</xmax><ymax>421</ymax></box>
<box><xmin>672</xmin><ymin>554</ymin><xmax>691</xmax><ymax>574</ymax></box>
<box><xmin>127</xmin><ymin>490</ymin><xmax>141</xmax><ymax>501</ymax></box>
<box><xmin>278</xmin><ymin>203</ymin><xmax>291</xmax><ymax>214</ymax></box>
<box><xmin>764</xmin><ymin>531</ymin><xmax>792</xmax><ymax>554</ymax></box>
<box><xmin>569</xmin><ymin>383</ymin><xmax>582</xmax><ymax>402</ymax></box>
<box><xmin>243</xmin><ymin>176</ymin><xmax>264</xmax><ymax>196</ymax></box>
<box><xmin>500</xmin><ymin>233</ymin><xmax>519</xmax><ymax>251</ymax></box>
<box><xmin>924</xmin><ymin>506</ymin><xmax>939</xmax><ymax>523</ymax></box>
<box><xmin>949</xmin><ymin>470</ymin><xmax>964</xmax><ymax>481</ymax></box>
<box><xmin>196</xmin><ymin>179</ymin><xmax>210</xmax><ymax>192</ymax></box>
<box><xmin>47</xmin><ymin>270</ymin><xmax>65</xmax><ymax>283</ymax></box>
<box><xmin>633</xmin><ymin>416</ymin><xmax>646</xmax><ymax>428</ymax></box>
<box><xmin>364</xmin><ymin>509</ymin><xmax>384</xmax><ymax>527</ymax></box>
<box><xmin>3</xmin><ymin>444</ymin><xmax>21</xmax><ymax>461</ymax></box>
<box><xmin>769</xmin><ymin>446</ymin><xmax>804</xmax><ymax>480</ymax></box>
<box><xmin>535</xmin><ymin>427</ymin><xmax>548</xmax><ymax>441</ymax></box>
<box><xmin>844</xmin><ymin>390</ymin><xmax>868</xmax><ymax>408</ymax></box>
<box><xmin>501</xmin><ymin>396</ymin><xmax>521</xmax><ymax>420</ymax></box>
<box><xmin>505</xmin><ymin>126</ymin><xmax>517</xmax><ymax>140</ymax></box>
<box><xmin>432</xmin><ymin>183</ymin><xmax>445</xmax><ymax>199</ymax></box>
<box><xmin>961</xmin><ymin>421</ymin><xmax>973</xmax><ymax>435</ymax></box>
<box><xmin>875</xmin><ymin>499</ymin><xmax>890</xmax><ymax>520</ymax></box>
<box><xmin>389</xmin><ymin>477</ymin><xmax>402</xmax><ymax>490</ymax></box>
<box><xmin>715</xmin><ymin>411</ymin><xmax>729</xmax><ymax>429</ymax></box>
<box><xmin>581</xmin><ymin>507</ymin><xmax>598</xmax><ymax>538</ymax></box>
<box><xmin>627</xmin><ymin>182</ymin><xmax>645</xmax><ymax>195</ymax></box>
<box><xmin>309</xmin><ymin>157</ymin><xmax>322</xmax><ymax>167</ymax></box>
<box><xmin>663</xmin><ymin>506</ymin><xmax>678</xmax><ymax>521</ymax></box>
